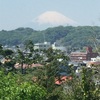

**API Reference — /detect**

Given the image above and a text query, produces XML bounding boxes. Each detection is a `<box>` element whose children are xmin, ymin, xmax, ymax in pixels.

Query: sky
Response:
<box><xmin>0</xmin><ymin>0</ymin><xmax>100</xmax><ymax>31</ymax></box>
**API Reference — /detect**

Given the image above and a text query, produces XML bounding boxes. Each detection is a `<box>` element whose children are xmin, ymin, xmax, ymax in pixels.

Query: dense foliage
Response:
<box><xmin>0</xmin><ymin>71</ymin><xmax>47</xmax><ymax>100</ymax></box>
<box><xmin>0</xmin><ymin>26</ymin><xmax>100</xmax><ymax>49</ymax></box>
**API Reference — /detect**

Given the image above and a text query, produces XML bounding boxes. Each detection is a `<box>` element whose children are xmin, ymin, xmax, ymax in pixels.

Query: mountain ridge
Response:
<box><xmin>0</xmin><ymin>26</ymin><xmax>100</xmax><ymax>49</ymax></box>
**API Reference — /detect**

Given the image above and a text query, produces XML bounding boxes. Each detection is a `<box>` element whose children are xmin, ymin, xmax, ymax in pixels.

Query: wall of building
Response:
<box><xmin>70</xmin><ymin>47</ymin><xmax>99</xmax><ymax>62</ymax></box>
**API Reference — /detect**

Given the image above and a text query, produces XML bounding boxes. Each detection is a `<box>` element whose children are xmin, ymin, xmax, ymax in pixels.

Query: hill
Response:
<box><xmin>0</xmin><ymin>26</ymin><xmax>100</xmax><ymax>49</ymax></box>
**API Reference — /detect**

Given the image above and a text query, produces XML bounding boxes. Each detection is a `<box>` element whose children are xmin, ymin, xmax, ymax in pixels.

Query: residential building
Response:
<box><xmin>52</xmin><ymin>42</ymin><xmax>67</xmax><ymax>52</ymax></box>
<box><xmin>70</xmin><ymin>46</ymin><xmax>98</xmax><ymax>62</ymax></box>
<box><xmin>34</xmin><ymin>42</ymin><xmax>51</xmax><ymax>50</ymax></box>
<box><xmin>87</xmin><ymin>56</ymin><xmax>100</xmax><ymax>67</ymax></box>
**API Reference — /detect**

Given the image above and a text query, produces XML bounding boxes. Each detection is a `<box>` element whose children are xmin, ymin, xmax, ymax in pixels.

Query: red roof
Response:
<box><xmin>55</xmin><ymin>76</ymin><xmax>72</xmax><ymax>85</ymax></box>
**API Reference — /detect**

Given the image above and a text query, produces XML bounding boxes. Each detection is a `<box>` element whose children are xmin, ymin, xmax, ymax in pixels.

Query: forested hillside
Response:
<box><xmin>0</xmin><ymin>26</ymin><xmax>100</xmax><ymax>49</ymax></box>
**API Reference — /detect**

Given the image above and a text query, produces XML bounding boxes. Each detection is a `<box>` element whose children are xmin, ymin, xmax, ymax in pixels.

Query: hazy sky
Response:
<box><xmin>0</xmin><ymin>0</ymin><xmax>100</xmax><ymax>30</ymax></box>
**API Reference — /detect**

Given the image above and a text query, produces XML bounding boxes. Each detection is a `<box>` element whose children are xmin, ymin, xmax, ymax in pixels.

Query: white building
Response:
<box><xmin>34</xmin><ymin>42</ymin><xmax>67</xmax><ymax>52</ymax></box>
<box><xmin>87</xmin><ymin>56</ymin><xmax>100</xmax><ymax>68</ymax></box>
<box><xmin>91</xmin><ymin>56</ymin><xmax>100</xmax><ymax>62</ymax></box>
<box><xmin>34</xmin><ymin>42</ymin><xmax>51</xmax><ymax>50</ymax></box>
<box><xmin>52</xmin><ymin>42</ymin><xmax>67</xmax><ymax>52</ymax></box>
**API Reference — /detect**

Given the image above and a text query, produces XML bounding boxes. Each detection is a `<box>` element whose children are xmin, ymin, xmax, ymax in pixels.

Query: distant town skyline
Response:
<box><xmin>0</xmin><ymin>0</ymin><xmax>100</xmax><ymax>31</ymax></box>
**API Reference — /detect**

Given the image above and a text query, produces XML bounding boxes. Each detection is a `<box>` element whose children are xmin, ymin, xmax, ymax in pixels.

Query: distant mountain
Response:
<box><xmin>0</xmin><ymin>26</ymin><xmax>100</xmax><ymax>49</ymax></box>
<box><xmin>26</xmin><ymin>11</ymin><xmax>78</xmax><ymax>30</ymax></box>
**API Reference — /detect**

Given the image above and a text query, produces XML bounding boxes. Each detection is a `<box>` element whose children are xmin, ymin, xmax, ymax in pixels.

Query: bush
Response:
<box><xmin>0</xmin><ymin>71</ymin><xmax>47</xmax><ymax>100</ymax></box>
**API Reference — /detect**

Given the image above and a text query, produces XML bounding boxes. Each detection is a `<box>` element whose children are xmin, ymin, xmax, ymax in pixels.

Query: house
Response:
<box><xmin>70</xmin><ymin>46</ymin><xmax>98</xmax><ymax>62</ymax></box>
<box><xmin>52</xmin><ymin>42</ymin><xmax>67</xmax><ymax>52</ymax></box>
<box><xmin>87</xmin><ymin>56</ymin><xmax>100</xmax><ymax>67</ymax></box>
<box><xmin>55</xmin><ymin>76</ymin><xmax>72</xmax><ymax>85</ymax></box>
<box><xmin>1</xmin><ymin>58</ymin><xmax>11</xmax><ymax>64</ymax></box>
<box><xmin>14</xmin><ymin>63</ymin><xmax>43</xmax><ymax>69</ymax></box>
<box><xmin>34</xmin><ymin>42</ymin><xmax>51</xmax><ymax>50</ymax></box>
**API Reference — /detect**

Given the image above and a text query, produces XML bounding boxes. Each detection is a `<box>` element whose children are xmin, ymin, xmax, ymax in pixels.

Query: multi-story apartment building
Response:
<box><xmin>70</xmin><ymin>47</ymin><xmax>98</xmax><ymax>62</ymax></box>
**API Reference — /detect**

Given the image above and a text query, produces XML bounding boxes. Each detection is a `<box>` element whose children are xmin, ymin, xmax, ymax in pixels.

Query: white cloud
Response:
<box><xmin>33</xmin><ymin>11</ymin><xmax>77</xmax><ymax>26</ymax></box>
